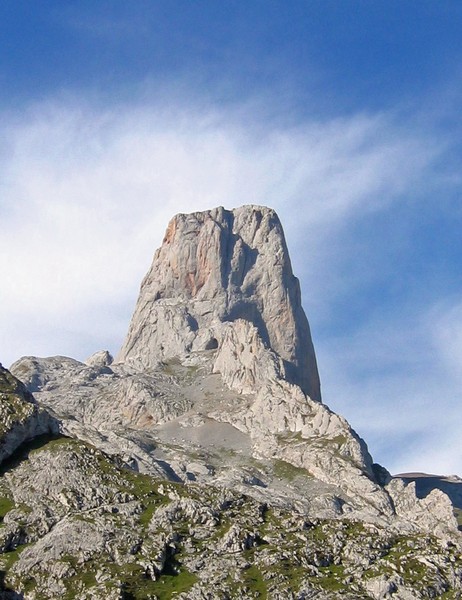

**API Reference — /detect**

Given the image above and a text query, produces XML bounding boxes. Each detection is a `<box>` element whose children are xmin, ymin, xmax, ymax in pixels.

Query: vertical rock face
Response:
<box><xmin>118</xmin><ymin>206</ymin><xmax>321</xmax><ymax>401</ymax></box>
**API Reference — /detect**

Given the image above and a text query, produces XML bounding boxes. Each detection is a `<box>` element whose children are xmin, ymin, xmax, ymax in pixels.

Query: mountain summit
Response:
<box><xmin>119</xmin><ymin>206</ymin><xmax>321</xmax><ymax>402</ymax></box>
<box><xmin>3</xmin><ymin>205</ymin><xmax>462</xmax><ymax>598</ymax></box>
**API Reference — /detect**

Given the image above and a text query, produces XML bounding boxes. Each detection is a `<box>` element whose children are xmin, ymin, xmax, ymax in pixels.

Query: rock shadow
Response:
<box><xmin>398</xmin><ymin>475</ymin><xmax>462</xmax><ymax>510</ymax></box>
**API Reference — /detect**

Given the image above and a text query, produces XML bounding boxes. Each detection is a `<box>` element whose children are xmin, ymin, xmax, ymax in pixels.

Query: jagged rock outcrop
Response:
<box><xmin>9</xmin><ymin>206</ymin><xmax>460</xmax><ymax>534</ymax></box>
<box><xmin>3</xmin><ymin>204</ymin><xmax>462</xmax><ymax>598</ymax></box>
<box><xmin>12</xmin><ymin>352</ymin><xmax>389</xmax><ymax>519</ymax></box>
<box><xmin>118</xmin><ymin>206</ymin><xmax>321</xmax><ymax>402</ymax></box>
<box><xmin>85</xmin><ymin>350</ymin><xmax>113</xmax><ymax>368</ymax></box>
<box><xmin>1</xmin><ymin>437</ymin><xmax>461</xmax><ymax>600</ymax></box>
<box><xmin>0</xmin><ymin>365</ymin><xmax>57</xmax><ymax>466</ymax></box>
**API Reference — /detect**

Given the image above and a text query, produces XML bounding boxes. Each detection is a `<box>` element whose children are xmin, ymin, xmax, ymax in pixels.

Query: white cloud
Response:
<box><xmin>0</xmin><ymin>98</ymin><xmax>439</xmax><ymax>363</ymax></box>
<box><xmin>318</xmin><ymin>301</ymin><xmax>462</xmax><ymax>475</ymax></box>
<box><xmin>1</xmin><ymin>92</ymin><xmax>459</xmax><ymax>476</ymax></box>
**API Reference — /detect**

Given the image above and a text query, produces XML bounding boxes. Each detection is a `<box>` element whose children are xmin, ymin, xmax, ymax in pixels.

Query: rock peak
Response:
<box><xmin>118</xmin><ymin>205</ymin><xmax>321</xmax><ymax>401</ymax></box>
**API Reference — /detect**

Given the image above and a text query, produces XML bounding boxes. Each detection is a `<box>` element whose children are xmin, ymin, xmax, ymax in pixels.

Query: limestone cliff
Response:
<box><xmin>10</xmin><ymin>206</ymin><xmax>460</xmax><ymax>532</ymax></box>
<box><xmin>3</xmin><ymin>204</ymin><xmax>462</xmax><ymax>598</ymax></box>
<box><xmin>118</xmin><ymin>206</ymin><xmax>321</xmax><ymax>402</ymax></box>
<box><xmin>1</xmin><ymin>368</ymin><xmax>461</xmax><ymax>599</ymax></box>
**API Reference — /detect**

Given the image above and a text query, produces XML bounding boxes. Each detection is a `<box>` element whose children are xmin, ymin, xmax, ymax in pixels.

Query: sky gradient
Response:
<box><xmin>1</xmin><ymin>1</ymin><xmax>462</xmax><ymax>475</ymax></box>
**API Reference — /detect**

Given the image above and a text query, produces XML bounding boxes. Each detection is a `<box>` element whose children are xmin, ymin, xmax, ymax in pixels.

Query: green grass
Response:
<box><xmin>272</xmin><ymin>459</ymin><xmax>311</xmax><ymax>482</ymax></box>
<box><xmin>365</xmin><ymin>534</ymin><xmax>444</xmax><ymax>591</ymax></box>
<box><xmin>0</xmin><ymin>543</ymin><xmax>29</xmax><ymax>571</ymax></box>
<box><xmin>0</xmin><ymin>434</ymin><xmax>68</xmax><ymax>475</ymax></box>
<box><xmin>0</xmin><ymin>496</ymin><xmax>14</xmax><ymax>521</ymax></box>
<box><xmin>440</xmin><ymin>591</ymin><xmax>461</xmax><ymax>599</ymax></box>
<box><xmin>315</xmin><ymin>564</ymin><xmax>345</xmax><ymax>592</ymax></box>
<box><xmin>161</xmin><ymin>359</ymin><xmax>200</xmax><ymax>382</ymax></box>
<box><xmin>29</xmin><ymin>436</ymin><xmax>76</xmax><ymax>453</ymax></box>
<box><xmin>58</xmin><ymin>558</ymin><xmax>97</xmax><ymax>599</ymax></box>
<box><xmin>145</xmin><ymin>568</ymin><xmax>198</xmax><ymax>599</ymax></box>
<box><xmin>55</xmin><ymin>553</ymin><xmax>197</xmax><ymax>600</ymax></box>
<box><xmin>138</xmin><ymin>500</ymin><xmax>160</xmax><ymax>527</ymax></box>
<box><xmin>119</xmin><ymin>558</ymin><xmax>198</xmax><ymax>600</ymax></box>
<box><xmin>329</xmin><ymin>434</ymin><xmax>348</xmax><ymax>447</ymax></box>
<box><xmin>267</xmin><ymin>560</ymin><xmax>307</xmax><ymax>592</ymax></box>
<box><xmin>242</xmin><ymin>564</ymin><xmax>267</xmax><ymax>598</ymax></box>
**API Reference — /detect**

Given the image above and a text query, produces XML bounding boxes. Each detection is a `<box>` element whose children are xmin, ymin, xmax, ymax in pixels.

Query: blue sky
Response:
<box><xmin>1</xmin><ymin>1</ymin><xmax>462</xmax><ymax>475</ymax></box>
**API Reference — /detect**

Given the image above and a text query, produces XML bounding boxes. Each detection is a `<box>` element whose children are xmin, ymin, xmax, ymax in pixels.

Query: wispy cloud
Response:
<box><xmin>0</xmin><ymin>92</ymin><xmax>459</xmax><ymax>475</ymax></box>
<box><xmin>0</xmin><ymin>98</ymin><xmax>445</xmax><ymax>355</ymax></box>
<box><xmin>318</xmin><ymin>299</ymin><xmax>462</xmax><ymax>475</ymax></box>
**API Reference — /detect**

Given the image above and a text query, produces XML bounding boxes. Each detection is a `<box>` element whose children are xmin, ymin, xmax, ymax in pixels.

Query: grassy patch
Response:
<box><xmin>242</xmin><ymin>564</ymin><xmax>267</xmax><ymax>598</ymax></box>
<box><xmin>120</xmin><ymin>558</ymin><xmax>198</xmax><ymax>600</ymax></box>
<box><xmin>440</xmin><ymin>591</ymin><xmax>461</xmax><ymax>599</ymax></box>
<box><xmin>0</xmin><ymin>434</ymin><xmax>68</xmax><ymax>474</ymax></box>
<box><xmin>138</xmin><ymin>501</ymin><xmax>159</xmax><ymax>528</ymax></box>
<box><xmin>272</xmin><ymin>459</ymin><xmax>311</xmax><ymax>482</ymax></box>
<box><xmin>316</xmin><ymin>564</ymin><xmax>345</xmax><ymax>591</ymax></box>
<box><xmin>145</xmin><ymin>568</ymin><xmax>198</xmax><ymax>599</ymax></box>
<box><xmin>205</xmin><ymin>518</ymin><xmax>232</xmax><ymax>543</ymax></box>
<box><xmin>330</xmin><ymin>434</ymin><xmax>348</xmax><ymax>447</ymax></box>
<box><xmin>0</xmin><ymin>496</ymin><xmax>14</xmax><ymax>521</ymax></box>
<box><xmin>378</xmin><ymin>535</ymin><xmax>442</xmax><ymax>590</ymax></box>
<box><xmin>54</xmin><ymin>554</ymin><xmax>197</xmax><ymax>600</ymax></box>
<box><xmin>116</xmin><ymin>466</ymin><xmax>160</xmax><ymax>494</ymax></box>
<box><xmin>267</xmin><ymin>559</ymin><xmax>307</xmax><ymax>591</ymax></box>
<box><xmin>161</xmin><ymin>359</ymin><xmax>200</xmax><ymax>382</ymax></box>
<box><xmin>57</xmin><ymin>557</ymin><xmax>98</xmax><ymax>599</ymax></box>
<box><xmin>29</xmin><ymin>436</ymin><xmax>77</xmax><ymax>454</ymax></box>
<box><xmin>0</xmin><ymin>543</ymin><xmax>29</xmax><ymax>571</ymax></box>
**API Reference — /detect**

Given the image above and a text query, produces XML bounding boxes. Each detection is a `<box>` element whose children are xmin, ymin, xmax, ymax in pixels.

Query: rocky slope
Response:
<box><xmin>1</xmin><ymin>205</ymin><xmax>462</xmax><ymax>598</ymax></box>
<box><xmin>1</xmin><ymin>433</ymin><xmax>461</xmax><ymax>600</ymax></box>
<box><xmin>0</xmin><ymin>366</ymin><xmax>57</xmax><ymax>465</ymax></box>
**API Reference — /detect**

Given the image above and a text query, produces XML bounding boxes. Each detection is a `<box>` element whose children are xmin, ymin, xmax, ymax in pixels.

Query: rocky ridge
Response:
<box><xmin>1</xmin><ymin>433</ymin><xmax>461</xmax><ymax>600</ymax></box>
<box><xmin>1</xmin><ymin>205</ymin><xmax>461</xmax><ymax>599</ymax></box>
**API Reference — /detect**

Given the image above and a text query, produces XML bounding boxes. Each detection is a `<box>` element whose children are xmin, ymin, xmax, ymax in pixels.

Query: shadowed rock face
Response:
<box><xmin>118</xmin><ymin>205</ymin><xmax>321</xmax><ymax>402</ymax></box>
<box><xmin>0</xmin><ymin>366</ymin><xmax>57</xmax><ymax>464</ymax></box>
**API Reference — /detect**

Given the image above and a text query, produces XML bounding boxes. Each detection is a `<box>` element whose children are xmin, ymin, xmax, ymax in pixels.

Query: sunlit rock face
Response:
<box><xmin>6</xmin><ymin>204</ymin><xmax>461</xmax><ymax>600</ymax></box>
<box><xmin>118</xmin><ymin>205</ymin><xmax>321</xmax><ymax>402</ymax></box>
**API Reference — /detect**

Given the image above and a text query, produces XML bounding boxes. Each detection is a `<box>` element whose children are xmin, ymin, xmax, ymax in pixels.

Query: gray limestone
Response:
<box><xmin>2</xmin><ymin>204</ymin><xmax>462</xmax><ymax>598</ymax></box>
<box><xmin>118</xmin><ymin>206</ymin><xmax>321</xmax><ymax>402</ymax></box>
<box><xmin>0</xmin><ymin>365</ymin><xmax>57</xmax><ymax>466</ymax></box>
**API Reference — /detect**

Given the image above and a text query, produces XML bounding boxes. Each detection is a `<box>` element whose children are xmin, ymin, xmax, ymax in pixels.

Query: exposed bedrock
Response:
<box><xmin>118</xmin><ymin>205</ymin><xmax>321</xmax><ymax>402</ymax></box>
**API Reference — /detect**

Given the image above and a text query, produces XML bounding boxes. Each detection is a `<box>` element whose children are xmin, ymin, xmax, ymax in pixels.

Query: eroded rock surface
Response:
<box><xmin>3</xmin><ymin>205</ymin><xmax>462</xmax><ymax>598</ymax></box>
<box><xmin>118</xmin><ymin>206</ymin><xmax>321</xmax><ymax>402</ymax></box>
<box><xmin>0</xmin><ymin>365</ymin><xmax>57</xmax><ymax>466</ymax></box>
<box><xmin>1</xmin><ymin>437</ymin><xmax>461</xmax><ymax>600</ymax></box>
